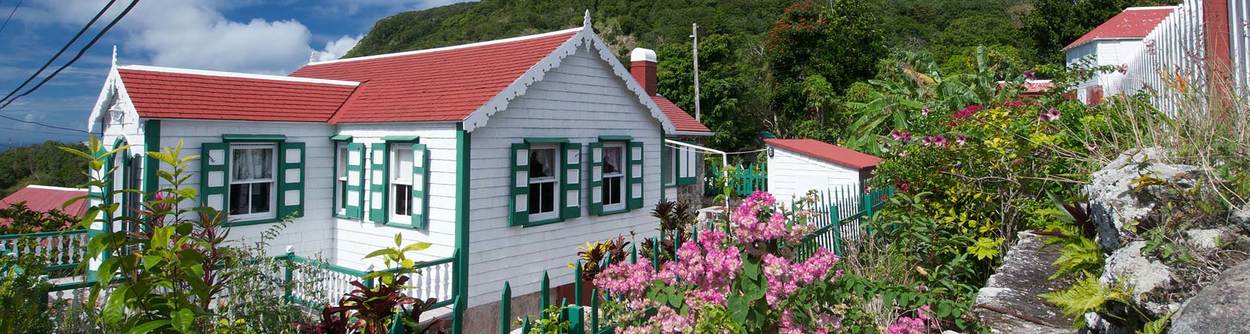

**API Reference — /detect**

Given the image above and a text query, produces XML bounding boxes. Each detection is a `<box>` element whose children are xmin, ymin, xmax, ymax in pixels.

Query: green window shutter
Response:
<box><xmin>345</xmin><ymin>143</ymin><xmax>366</xmax><ymax>219</ymax></box>
<box><xmin>369</xmin><ymin>143</ymin><xmax>390</xmax><ymax>224</ymax></box>
<box><xmin>278</xmin><ymin>142</ymin><xmax>305</xmax><ymax>219</ymax></box>
<box><xmin>560</xmin><ymin>142</ymin><xmax>582</xmax><ymax>219</ymax></box>
<box><xmin>627</xmin><ymin>141</ymin><xmax>644</xmax><ymax>210</ymax></box>
<box><xmin>509</xmin><ymin>143</ymin><xmax>530</xmax><ymax>226</ymax></box>
<box><xmin>661</xmin><ymin>144</ymin><xmax>671</xmax><ymax>187</ymax></box>
<box><xmin>411</xmin><ymin>143</ymin><xmax>430</xmax><ymax>229</ymax></box>
<box><xmin>588</xmin><ymin>142</ymin><xmax>603</xmax><ymax>216</ymax></box>
<box><xmin>199</xmin><ymin>142</ymin><xmax>230</xmax><ymax>215</ymax></box>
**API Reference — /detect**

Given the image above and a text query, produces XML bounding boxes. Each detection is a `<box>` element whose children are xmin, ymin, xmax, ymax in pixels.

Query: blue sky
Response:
<box><xmin>0</xmin><ymin>0</ymin><xmax>471</xmax><ymax>148</ymax></box>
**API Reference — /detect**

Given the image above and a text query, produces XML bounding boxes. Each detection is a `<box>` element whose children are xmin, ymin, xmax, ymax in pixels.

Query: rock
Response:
<box><xmin>974</xmin><ymin>232</ymin><xmax>1073</xmax><ymax>333</ymax></box>
<box><xmin>1168</xmin><ymin>260</ymin><xmax>1250</xmax><ymax>334</ymax></box>
<box><xmin>1087</xmin><ymin>148</ymin><xmax>1200</xmax><ymax>251</ymax></box>
<box><xmin>1083</xmin><ymin>312</ymin><xmax>1130</xmax><ymax>334</ymax></box>
<box><xmin>696</xmin><ymin>206</ymin><xmax>725</xmax><ymax>224</ymax></box>
<box><xmin>1232</xmin><ymin>203</ymin><xmax>1250</xmax><ymax>234</ymax></box>
<box><xmin>1183</xmin><ymin>228</ymin><xmax>1223</xmax><ymax>251</ymax></box>
<box><xmin>1100</xmin><ymin>241</ymin><xmax>1176</xmax><ymax>315</ymax></box>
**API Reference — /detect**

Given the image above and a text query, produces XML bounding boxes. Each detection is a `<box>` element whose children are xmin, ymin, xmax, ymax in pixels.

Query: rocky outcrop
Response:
<box><xmin>1232</xmin><ymin>203</ymin><xmax>1250</xmax><ymax>234</ymax></box>
<box><xmin>1099</xmin><ymin>241</ymin><xmax>1176</xmax><ymax>315</ymax></box>
<box><xmin>1086</xmin><ymin>148</ymin><xmax>1200</xmax><ymax>251</ymax></box>
<box><xmin>1168</xmin><ymin>260</ymin><xmax>1250</xmax><ymax>334</ymax></box>
<box><xmin>974</xmin><ymin>232</ymin><xmax>1073</xmax><ymax>334</ymax></box>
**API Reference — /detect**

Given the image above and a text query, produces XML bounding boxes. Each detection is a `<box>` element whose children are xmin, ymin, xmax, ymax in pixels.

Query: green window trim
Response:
<box><xmin>330</xmin><ymin>134</ymin><xmax>353</xmax><ymax>141</ymax></box>
<box><xmin>368</xmin><ymin>142</ymin><xmax>390</xmax><ymax>224</ymax></box>
<box><xmin>382</xmin><ymin>135</ymin><xmax>419</xmax><ymax>142</ymax></box>
<box><xmin>627</xmin><ymin>141</ymin><xmax>644</xmax><ymax>210</ymax></box>
<box><xmin>143</xmin><ymin>120</ymin><xmax>161</xmax><ymax>202</ymax></box>
<box><xmin>590</xmin><ymin>138</ymin><xmax>642</xmax><ymax>216</ymax></box>
<box><xmin>199</xmin><ymin>135</ymin><xmax>305</xmax><ymax>226</ymax></box>
<box><xmin>598</xmin><ymin>135</ymin><xmax>633</xmax><ymax>141</ymax></box>
<box><xmin>369</xmin><ymin>137</ymin><xmax>427</xmax><ymax>229</ymax></box>
<box><xmin>344</xmin><ymin>143</ymin><xmax>366</xmax><ymax>219</ymax></box>
<box><xmin>510</xmin><ymin>138</ymin><xmax>580</xmax><ymax>227</ymax></box>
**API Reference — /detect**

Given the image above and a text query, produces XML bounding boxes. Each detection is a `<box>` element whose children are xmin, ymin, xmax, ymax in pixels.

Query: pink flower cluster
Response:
<box><xmin>780</xmin><ymin>309</ymin><xmax>842</xmax><ymax>334</ymax></box>
<box><xmin>953</xmin><ymin>105</ymin><xmax>983</xmax><ymax>120</ymax></box>
<box><xmin>659</xmin><ymin>229</ymin><xmax>742</xmax><ymax>306</ymax></box>
<box><xmin>621</xmin><ymin>306</ymin><xmax>693</xmax><ymax>334</ymax></box>
<box><xmin>731</xmin><ymin>191</ymin><xmax>804</xmax><ymax>244</ymax></box>
<box><xmin>593</xmin><ymin>261</ymin><xmax>655</xmax><ymax>300</ymax></box>
<box><xmin>886</xmin><ymin>305</ymin><xmax>934</xmax><ymax>334</ymax></box>
<box><xmin>762</xmin><ymin>247</ymin><xmax>840</xmax><ymax>305</ymax></box>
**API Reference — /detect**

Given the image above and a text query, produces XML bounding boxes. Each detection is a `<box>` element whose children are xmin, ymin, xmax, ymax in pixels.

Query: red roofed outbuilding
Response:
<box><xmin>764</xmin><ymin>139</ymin><xmax>881</xmax><ymax>204</ymax></box>
<box><xmin>1065</xmin><ymin>6</ymin><xmax>1176</xmax><ymax>104</ymax></box>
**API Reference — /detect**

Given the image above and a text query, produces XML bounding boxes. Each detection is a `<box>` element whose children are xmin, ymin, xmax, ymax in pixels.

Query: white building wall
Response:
<box><xmin>766</xmin><ymin>147</ymin><xmax>861</xmax><ymax>206</ymax></box>
<box><xmin>331</xmin><ymin>123</ymin><xmax>460</xmax><ymax>270</ymax></box>
<box><xmin>155</xmin><ymin>119</ymin><xmax>336</xmax><ymax>259</ymax></box>
<box><xmin>465</xmin><ymin>44</ymin><xmax>664</xmax><ymax>307</ymax></box>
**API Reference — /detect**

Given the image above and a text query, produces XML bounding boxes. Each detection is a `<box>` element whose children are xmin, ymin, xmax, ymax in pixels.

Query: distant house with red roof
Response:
<box><xmin>1</xmin><ymin>185</ymin><xmax>88</xmax><ymax>218</ymax></box>
<box><xmin>85</xmin><ymin>13</ymin><xmax>710</xmax><ymax>328</ymax></box>
<box><xmin>1065</xmin><ymin>6</ymin><xmax>1176</xmax><ymax>104</ymax></box>
<box><xmin>763</xmin><ymin>139</ymin><xmax>881</xmax><ymax>205</ymax></box>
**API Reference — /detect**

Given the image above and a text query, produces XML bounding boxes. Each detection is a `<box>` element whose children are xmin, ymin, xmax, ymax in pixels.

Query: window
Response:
<box><xmin>229</xmin><ymin>144</ymin><xmax>276</xmax><ymax>220</ymax></box>
<box><xmin>335</xmin><ymin>143</ymin><xmax>349</xmax><ymax>215</ymax></box>
<box><xmin>665</xmin><ymin>146</ymin><xmax>677</xmax><ymax>186</ymax></box>
<box><xmin>528</xmin><ymin>145</ymin><xmax>560</xmax><ymax>220</ymax></box>
<box><xmin>390</xmin><ymin>145</ymin><xmax>415</xmax><ymax>222</ymax></box>
<box><xmin>601</xmin><ymin>142</ymin><xmax>625</xmax><ymax>211</ymax></box>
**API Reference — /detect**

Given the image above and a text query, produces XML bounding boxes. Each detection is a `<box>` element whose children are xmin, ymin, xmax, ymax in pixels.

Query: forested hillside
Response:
<box><xmin>0</xmin><ymin>141</ymin><xmax>87</xmax><ymax>197</ymax></box>
<box><xmin>346</xmin><ymin>0</ymin><xmax>1166</xmax><ymax>152</ymax></box>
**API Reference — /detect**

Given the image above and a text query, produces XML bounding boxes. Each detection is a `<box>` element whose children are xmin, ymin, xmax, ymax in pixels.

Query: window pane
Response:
<box><xmin>230</xmin><ymin>184</ymin><xmax>249</xmax><ymax>215</ymax></box>
<box><xmin>233</xmin><ymin>149</ymin><xmax>252</xmax><ymax>180</ymax></box>
<box><xmin>337</xmin><ymin>146</ymin><xmax>348</xmax><ymax>176</ymax></box>
<box><xmin>529</xmin><ymin>148</ymin><xmax>555</xmax><ymax>178</ymax></box>
<box><xmin>251</xmin><ymin>183</ymin><xmax>271</xmax><ymax>214</ymax></box>
<box><xmin>394</xmin><ymin>147</ymin><xmax>414</xmax><ymax>184</ymax></box>
<box><xmin>339</xmin><ymin>180</ymin><xmax>348</xmax><ymax>209</ymax></box>
<box><xmin>394</xmin><ymin>184</ymin><xmax>411</xmax><ymax>216</ymax></box>
<box><xmin>541</xmin><ymin>182</ymin><xmax>555</xmax><ymax>213</ymax></box>
<box><xmin>603</xmin><ymin>147</ymin><xmax>621</xmax><ymax>174</ymax></box>
<box><xmin>256</xmin><ymin>148</ymin><xmax>273</xmax><ymax>179</ymax></box>
<box><xmin>528</xmin><ymin>184</ymin><xmax>541</xmax><ymax>215</ymax></box>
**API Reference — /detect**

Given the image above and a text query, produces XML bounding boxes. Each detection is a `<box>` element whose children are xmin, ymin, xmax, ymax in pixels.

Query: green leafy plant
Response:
<box><xmin>522</xmin><ymin>305</ymin><xmax>570</xmax><ymax>334</ymax></box>
<box><xmin>0</xmin><ymin>251</ymin><xmax>53</xmax><ymax>333</ymax></box>
<box><xmin>1041</xmin><ymin>277</ymin><xmax>1132</xmax><ymax>328</ymax></box>
<box><xmin>318</xmin><ymin>233</ymin><xmax>443</xmax><ymax>334</ymax></box>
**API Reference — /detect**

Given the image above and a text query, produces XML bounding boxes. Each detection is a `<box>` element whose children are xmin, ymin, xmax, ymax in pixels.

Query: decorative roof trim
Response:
<box><xmin>86</xmin><ymin>65</ymin><xmax>137</xmax><ymax>134</ymax></box>
<box><xmin>119</xmin><ymin>65</ymin><xmax>361</xmax><ymax>86</ymax></box>
<box><xmin>461</xmin><ymin>16</ymin><xmax>677</xmax><ymax>133</ymax></box>
<box><xmin>304</xmin><ymin>27</ymin><xmax>584</xmax><ymax>66</ymax></box>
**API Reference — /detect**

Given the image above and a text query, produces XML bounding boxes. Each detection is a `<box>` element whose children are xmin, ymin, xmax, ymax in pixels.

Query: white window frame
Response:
<box><xmin>335</xmin><ymin>142</ymin><xmax>349</xmax><ymax>216</ymax></box>
<box><xmin>228</xmin><ymin>144</ymin><xmax>277</xmax><ymax>221</ymax></box>
<box><xmin>389</xmin><ymin>145</ymin><xmax>415</xmax><ymax>223</ymax></box>
<box><xmin>602</xmin><ymin>142</ymin><xmax>626</xmax><ymax>212</ymax></box>
<box><xmin>528</xmin><ymin>144</ymin><xmax>561</xmax><ymax>221</ymax></box>
<box><xmin>665</xmin><ymin>146</ymin><xmax>678</xmax><ymax>187</ymax></box>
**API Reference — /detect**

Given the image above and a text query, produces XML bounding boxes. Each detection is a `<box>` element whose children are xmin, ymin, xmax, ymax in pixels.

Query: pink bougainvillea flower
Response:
<box><xmin>897</xmin><ymin>181</ymin><xmax>910</xmax><ymax>193</ymax></box>
<box><xmin>955</xmin><ymin>134</ymin><xmax>968</xmax><ymax>145</ymax></box>
<box><xmin>594</xmin><ymin>261</ymin><xmax>656</xmax><ymax>300</ymax></box>
<box><xmin>890</xmin><ymin>129</ymin><xmax>912</xmax><ymax>142</ymax></box>
<box><xmin>1023</xmin><ymin>69</ymin><xmax>1036</xmax><ymax>80</ymax></box>
<box><xmin>953</xmin><ymin>105</ymin><xmax>983</xmax><ymax>120</ymax></box>
<box><xmin>1039</xmin><ymin>107</ymin><xmax>1061</xmax><ymax>122</ymax></box>
<box><xmin>920</xmin><ymin>106</ymin><xmax>930</xmax><ymax>116</ymax></box>
<box><xmin>1003</xmin><ymin>100</ymin><xmax>1026</xmax><ymax>108</ymax></box>
<box><xmin>922</xmin><ymin>135</ymin><xmax>948</xmax><ymax>147</ymax></box>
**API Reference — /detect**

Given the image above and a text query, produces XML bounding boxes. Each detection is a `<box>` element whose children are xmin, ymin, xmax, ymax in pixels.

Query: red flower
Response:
<box><xmin>953</xmin><ymin>105</ymin><xmax>983</xmax><ymax>120</ymax></box>
<box><xmin>1003</xmin><ymin>100</ymin><xmax>1026</xmax><ymax>108</ymax></box>
<box><xmin>897</xmin><ymin>181</ymin><xmax>910</xmax><ymax>193</ymax></box>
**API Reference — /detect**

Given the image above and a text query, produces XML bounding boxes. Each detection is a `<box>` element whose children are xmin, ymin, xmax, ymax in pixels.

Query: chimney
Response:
<box><xmin>630</xmin><ymin>48</ymin><xmax>657</xmax><ymax>96</ymax></box>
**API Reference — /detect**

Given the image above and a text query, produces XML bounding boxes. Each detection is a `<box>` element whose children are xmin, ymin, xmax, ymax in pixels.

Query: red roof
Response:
<box><xmin>652</xmin><ymin>95</ymin><xmax>711</xmax><ymax>134</ymax></box>
<box><xmin>1065</xmin><ymin>7</ymin><xmax>1175</xmax><ymax>50</ymax></box>
<box><xmin>118</xmin><ymin>67</ymin><xmax>358</xmax><ymax>122</ymax></box>
<box><xmin>290</xmin><ymin>29</ymin><xmax>578</xmax><ymax>123</ymax></box>
<box><xmin>1</xmin><ymin>185</ymin><xmax>88</xmax><ymax>217</ymax></box>
<box><xmin>765</xmin><ymin>139</ymin><xmax>881</xmax><ymax>170</ymax></box>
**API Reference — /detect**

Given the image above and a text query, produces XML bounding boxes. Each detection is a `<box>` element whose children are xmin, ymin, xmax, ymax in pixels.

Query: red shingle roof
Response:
<box><xmin>1064</xmin><ymin>7</ymin><xmax>1175</xmax><ymax>50</ymax></box>
<box><xmin>290</xmin><ymin>29</ymin><xmax>579</xmax><ymax>124</ymax></box>
<box><xmin>652</xmin><ymin>95</ymin><xmax>711</xmax><ymax>134</ymax></box>
<box><xmin>1</xmin><ymin>185</ymin><xmax>88</xmax><ymax>217</ymax></box>
<box><xmin>118</xmin><ymin>67</ymin><xmax>358</xmax><ymax>122</ymax></box>
<box><xmin>765</xmin><ymin>139</ymin><xmax>881</xmax><ymax>171</ymax></box>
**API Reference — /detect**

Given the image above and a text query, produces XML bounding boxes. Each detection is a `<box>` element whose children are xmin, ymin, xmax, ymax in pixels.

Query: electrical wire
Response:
<box><xmin>0</xmin><ymin>113</ymin><xmax>87</xmax><ymax>133</ymax></box>
<box><xmin>0</xmin><ymin>0</ymin><xmax>139</xmax><ymax>111</ymax></box>
<box><xmin>0</xmin><ymin>0</ymin><xmax>22</xmax><ymax>36</ymax></box>
<box><xmin>0</xmin><ymin>0</ymin><xmax>117</xmax><ymax>106</ymax></box>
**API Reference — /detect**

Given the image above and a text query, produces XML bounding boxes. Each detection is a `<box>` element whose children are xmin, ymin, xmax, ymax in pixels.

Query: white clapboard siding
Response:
<box><xmin>766</xmin><ymin>147</ymin><xmax>861</xmax><ymax>207</ymax></box>
<box><xmin>465</xmin><ymin>44</ymin><xmax>663</xmax><ymax>307</ymax></box>
<box><xmin>157</xmin><ymin>120</ymin><xmax>336</xmax><ymax>259</ymax></box>
<box><xmin>331</xmin><ymin>123</ymin><xmax>460</xmax><ymax>270</ymax></box>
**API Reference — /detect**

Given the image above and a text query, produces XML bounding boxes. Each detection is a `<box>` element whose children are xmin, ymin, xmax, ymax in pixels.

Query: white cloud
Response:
<box><xmin>21</xmin><ymin>0</ymin><xmax>357</xmax><ymax>74</ymax></box>
<box><xmin>310</xmin><ymin>34</ymin><xmax>362</xmax><ymax>62</ymax></box>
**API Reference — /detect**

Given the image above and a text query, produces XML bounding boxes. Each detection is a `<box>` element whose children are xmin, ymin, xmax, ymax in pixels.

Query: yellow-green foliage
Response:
<box><xmin>1050</xmin><ymin>236</ymin><xmax>1103</xmax><ymax>279</ymax></box>
<box><xmin>1041</xmin><ymin>277</ymin><xmax>1130</xmax><ymax>328</ymax></box>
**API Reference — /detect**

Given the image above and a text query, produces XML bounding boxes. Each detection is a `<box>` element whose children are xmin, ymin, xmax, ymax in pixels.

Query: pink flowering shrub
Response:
<box><xmin>594</xmin><ymin>191</ymin><xmax>842</xmax><ymax>333</ymax></box>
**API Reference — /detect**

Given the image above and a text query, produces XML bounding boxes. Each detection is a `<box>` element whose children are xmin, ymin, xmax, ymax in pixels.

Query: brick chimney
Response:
<box><xmin>630</xmin><ymin>48</ymin><xmax>657</xmax><ymax>96</ymax></box>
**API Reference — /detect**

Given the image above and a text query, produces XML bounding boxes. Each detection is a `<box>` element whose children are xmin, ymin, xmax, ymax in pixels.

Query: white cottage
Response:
<box><xmin>1064</xmin><ymin>6</ymin><xmax>1175</xmax><ymax>104</ymax></box>
<box><xmin>85</xmin><ymin>13</ymin><xmax>710</xmax><ymax>331</ymax></box>
<box><xmin>764</xmin><ymin>139</ymin><xmax>880</xmax><ymax>205</ymax></box>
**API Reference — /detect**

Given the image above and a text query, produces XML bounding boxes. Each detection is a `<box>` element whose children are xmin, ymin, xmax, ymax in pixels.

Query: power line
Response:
<box><xmin>0</xmin><ymin>0</ymin><xmax>21</xmax><ymax>35</ymax></box>
<box><xmin>0</xmin><ymin>0</ymin><xmax>139</xmax><ymax>111</ymax></box>
<box><xmin>0</xmin><ymin>113</ymin><xmax>87</xmax><ymax>134</ymax></box>
<box><xmin>0</xmin><ymin>0</ymin><xmax>117</xmax><ymax>106</ymax></box>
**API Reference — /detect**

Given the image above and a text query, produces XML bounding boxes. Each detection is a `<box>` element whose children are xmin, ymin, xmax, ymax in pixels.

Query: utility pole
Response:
<box><xmin>691</xmin><ymin>22</ymin><xmax>701</xmax><ymax>121</ymax></box>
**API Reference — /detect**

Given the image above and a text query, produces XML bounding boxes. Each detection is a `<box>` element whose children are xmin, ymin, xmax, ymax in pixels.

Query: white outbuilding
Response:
<box><xmin>764</xmin><ymin>139</ymin><xmax>881</xmax><ymax>205</ymax></box>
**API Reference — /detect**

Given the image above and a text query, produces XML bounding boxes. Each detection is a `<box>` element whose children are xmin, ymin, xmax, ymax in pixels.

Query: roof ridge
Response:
<box><xmin>302</xmin><ymin>27</ymin><xmax>582</xmax><ymax>67</ymax></box>
<box><xmin>23</xmin><ymin>185</ymin><xmax>89</xmax><ymax>192</ymax></box>
<box><xmin>1124</xmin><ymin>6</ymin><xmax>1178</xmax><ymax>11</ymax></box>
<box><xmin>119</xmin><ymin>65</ymin><xmax>360</xmax><ymax>86</ymax></box>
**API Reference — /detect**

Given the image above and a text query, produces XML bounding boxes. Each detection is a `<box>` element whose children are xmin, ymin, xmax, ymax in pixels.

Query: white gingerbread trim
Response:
<box><xmin>461</xmin><ymin>18</ymin><xmax>678</xmax><ymax>133</ymax></box>
<box><xmin>86</xmin><ymin>66</ymin><xmax>138</xmax><ymax>135</ymax></box>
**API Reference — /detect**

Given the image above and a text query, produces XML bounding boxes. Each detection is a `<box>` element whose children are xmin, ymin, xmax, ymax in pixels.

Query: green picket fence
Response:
<box><xmin>791</xmin><ymin>186</ymin><xmax>894</xmax><ymax>260</ymax></box>
<box><xmin>704</xmin><ymin>164</ymin><xmax>767</xmax><ymax>197</ymax></box>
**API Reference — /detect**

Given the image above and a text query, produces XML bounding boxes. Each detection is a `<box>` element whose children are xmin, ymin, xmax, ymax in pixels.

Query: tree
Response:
<box><xmin>656</xmin><ymin>34</ymin><xmax>769</xmax><ymax>152</ymax></box>
<box><xmin>764</xmin><ymin>0</ymin><xmax>886</xmax><ymax>139</ymax></box>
